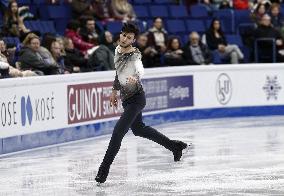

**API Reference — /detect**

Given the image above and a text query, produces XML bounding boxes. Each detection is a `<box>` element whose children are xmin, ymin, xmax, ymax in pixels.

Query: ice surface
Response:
<box><xmin>0</xmin><ymin>116</ymin><xmax>284</xmax><ymax>196</ymax></box>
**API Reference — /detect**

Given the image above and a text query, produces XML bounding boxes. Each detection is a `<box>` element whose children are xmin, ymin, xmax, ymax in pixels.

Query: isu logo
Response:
<box><xmin>216</xmin><ymin>73</ymin><xmax>232</xmax><ymax>105</ymax></box>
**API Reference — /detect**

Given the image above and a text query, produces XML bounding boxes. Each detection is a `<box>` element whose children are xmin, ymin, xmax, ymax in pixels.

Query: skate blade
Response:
<box><xmin>97</xmin><ymin>182</ymin><xmax>102</xmax><ymax>187</ymax></box>
<box><xmin>180</xmin><ymin>145</ymin><xmax>191</xmax><ymax>161</ymax></box>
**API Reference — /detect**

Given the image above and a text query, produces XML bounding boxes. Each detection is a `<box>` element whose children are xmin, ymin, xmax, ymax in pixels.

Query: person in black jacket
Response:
<box><xmin>183</xmin><ymin>32</ymin><xmax>212</xmax><ymax>65</ymax></box>
<box><xmin>63</xmin><ymin>37</ymin><xmax>92</xmax><ymax>72</ymax></box>
<box><xmin>18</xmin><ymin>33</ymin><xmax>59</xmax><ymax>75</ymax></box>
<box><xmin>205</xmin><ymin>18</ymin><xmax>244</xmax><ymax>64</ymax></box>
<box><xmin>254</xmin><ymin>14</ymin><xmax>284</xmax><ymax>62</ymax></box>
<box><xmin>79</xmin><ymin>16</ymin><xmax>101</xmax><ymax>45</ymax></box>
<box><xmin>164</xmin><ymin>37</ymin><xmax>185</xmax><ymax>66</ymax></box>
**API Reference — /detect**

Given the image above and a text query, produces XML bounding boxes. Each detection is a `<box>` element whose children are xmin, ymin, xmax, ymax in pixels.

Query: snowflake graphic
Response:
<box><xmin>263</xmin><ymin>76</ymin><xmax>282</xmax><ymax>100</ymax></box>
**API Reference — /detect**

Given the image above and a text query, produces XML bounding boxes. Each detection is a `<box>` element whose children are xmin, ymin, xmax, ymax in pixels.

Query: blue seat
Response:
<box><xmin>149</xmin><ymin>5</ymin><xmax>169</xmax><ymax>18</ymax></box>
<box><xmin>3</xmin><ymin>37</ymin><xmax>20</xmax><ymax>46</ymax></box>
<box><xmin>32</xmin><ymin>0</ymin><xmax>47</xmax><ymax>4</ymax></box>
<box><xmin>17</xmin><ymin>0</ymin><xmax>31</xmax><ymax>5</ymax></box>
<box><xmin>166</xmin><ymin>19</ymin><xmax>186</xmax><ymax>34</ymax></box>
<box><xmin>41</xmin><ymin>21</ymin><xmax>56</xmax><ymax>34</ymax></box>
<box><xmin>190</xmin><ymin>4</ymin><xmax>208</xmax><ymax>18</ymax></box>
<box><xmin>168</xmin><ymin>5</ymin><xmax>188</xmax><ymax>18</ymax></box>
<box><xmin>213</xmin><ymin>9</ymin><xmax>235</xmax><ymax>33</ymax></box>
<box><xmin>185</xmin><ymin>19</ymin><xmax>206</xmax><ymax>34</ymax></box>
<box><xmin>254</xmin><ymin>38</ymin><xmax>276</xmax><ymax>63</ymax></box>
<box><xmin>24</xmin><ymin>20</ymin><xmax>56</xmax><ymax>34</ymax></box>
<box><xmin>132</xmin><ymin>0</ymin><xmax>152</xmax><ymax>4</ymax></box>
<box><xmin>234</xmin><ymin>10</ymin><xmax>251</xmax><ymax>26</ymax></box>
<box><xmin>47</xmin><ymin>5</ymin><xmax>71</xmax><ymax>19</ymax></box>
<box><xmin>226</xmin><ymin>34</ymin><xmax>243</xmax><ymax>47</ymax></box>
<box><xmin>183</xmin><ymin>34</ymin><xmax>189</xmax><ymax>45</ymax></box>
<box><xmin>238</xmin><ymin>22</ymin><xmax>256</xmax><ymax>35</ymax></box>
<box><xmin>106</xmin><ymin>21</ymin><xmax>123</xmax><ymax>35</ymax></box>
<box><xmin>135</xmin><ymin>20</ymin><xmax>147</xmax><ymax>33</ymax></box>
<box><xmin>133</xmin><ymin>5</ymin><xmax>149</xmax><ymax>19</ymax></box>
<box><xmin>54</xmin><ymin>19</ymin><xmax>69</xmax><ymax>35</ymax></box>
<box><xmin>153</xmin><ymin>0</ymin><xmax>174</xmax><ymax>4</ymax></box>
<box><xmin>146</xmin><ymin>19</ymin><xmax>153</xmax><ymax>29</ymax></box>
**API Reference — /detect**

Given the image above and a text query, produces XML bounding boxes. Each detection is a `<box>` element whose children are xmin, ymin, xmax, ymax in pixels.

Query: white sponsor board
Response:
<box><xmin>1</xmin><ymin>64</ymin><xmax>284</xmax><ymax>138</ymax></box>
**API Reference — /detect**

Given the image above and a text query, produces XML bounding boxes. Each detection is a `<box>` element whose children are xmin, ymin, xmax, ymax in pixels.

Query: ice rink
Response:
<box><xmin>0</xmin><ymin>116</ymin><xmax>284</xmax><ymax>196</ymax></box>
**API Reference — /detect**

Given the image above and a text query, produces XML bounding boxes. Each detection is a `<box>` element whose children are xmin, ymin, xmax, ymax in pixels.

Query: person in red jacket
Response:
<box><xmin>65</xmin><ymin>20</ymin><xmax>94</xmax><ymax>54</ymax></box>
<box><xmin>233</xmin><ymin>0</ymin><xmax>249</xmax><ymax>10</ymax></box>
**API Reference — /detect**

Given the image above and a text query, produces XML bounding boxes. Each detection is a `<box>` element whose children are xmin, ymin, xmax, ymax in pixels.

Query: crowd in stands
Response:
<box><xmin>0</xmin><ymin>0</ymin><xmax>284</xmax><ymax>79</ymax></box>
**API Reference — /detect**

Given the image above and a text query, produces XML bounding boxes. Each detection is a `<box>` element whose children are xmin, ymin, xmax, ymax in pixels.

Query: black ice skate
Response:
<box><xmin>95</xmin><ymin>165</ymin><xmax>110</xmax><ymax>184</ymax></box>
<box><xmin>172</xmin><ymin>140</ymin><xmax>188</xmax><ymax>162</ymax></box>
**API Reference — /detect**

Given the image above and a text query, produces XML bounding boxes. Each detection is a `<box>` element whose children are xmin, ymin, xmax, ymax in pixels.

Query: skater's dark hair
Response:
<box><xmin>121</xmin><ymin>22</ymin><xmax>139</xmax><ymax>38</ymax></box>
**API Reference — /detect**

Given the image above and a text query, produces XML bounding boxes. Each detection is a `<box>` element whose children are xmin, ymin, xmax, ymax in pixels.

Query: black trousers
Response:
<box><xmin>101</xmin><ymin>90</ymin><xmax>175</xmax><ymax>167</ymax></box>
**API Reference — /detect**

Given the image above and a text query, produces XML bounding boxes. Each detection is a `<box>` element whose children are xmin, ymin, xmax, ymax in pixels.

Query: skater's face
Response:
<box><xmin>119</xmin><ymin>32</ymin><xmax>135</xmax><ymax>48</ymax></box>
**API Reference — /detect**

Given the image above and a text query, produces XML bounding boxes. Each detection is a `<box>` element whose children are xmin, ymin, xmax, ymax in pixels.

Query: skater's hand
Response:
<box><xmin>110</xmin><ymin>93</ymin><xmax>118</xmax><ymax>108</ymax></box>
<box><xmin>127</xmin><ymin>76</ymin><xmax>138</xmax><ymax>84</ymax></box>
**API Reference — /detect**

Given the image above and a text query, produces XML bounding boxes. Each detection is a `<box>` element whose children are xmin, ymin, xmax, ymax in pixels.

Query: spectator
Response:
<box><xmin>87</xmin><ymin>44</ymin><xmax>115</xmax><ymax>71</ymax></box>
<box><xmin>136</xmin><ymin>34</ymin><xmax>160</xmax><ymax>68</ymax></box>
<box><xmin>79</xmin><ymin>17</ymin><xmax>101</xmax><ymax>45</ymax></box>
<box><xmin>100</xmin><ymin>31</ymin><xmax>116</xmax><ymax>54</ymax></box>
<box><xmin>206</xmin><ymin>18</ymin><xmax>244</xmax><ymax>64</ymax></box>
<box><xmin>41</xmin><ymin>33</ymin><xmax>57</xmax><ymax>52</ymax></box>
<box><xmin>200</xmin><ymin>0</ymin><xmax>228</xmax><ymax>9</ymax></box>
<box><xmin>269</xmin><ymin>3</ymin><xmax>284</xmax><ymax>30</ymax></box>
<box><xmin>219</xmin><ymin>0</ymin><xmax>231</xmax><ymax>9</ymax></box>
<box><xmin>233</xmin><ymin>0</ymin><xmax>249</xmax><ymax>10</ymax></box>
<box><xmin>0</xmin><ymin>37</ymin><xmax>16</xmax><ymax>65</ymax></box>
<box><xmin>183</xmin><ymin>32</ymin><xmax>212</xmax><ymax>65</ymax></box>
<box><xmin>0</xmin><ymin>50</ymin><xmax>10</xmax><ymax>78</ymax></box>
<box><xmin>0</xmin><ymin>37</ymin><xmax>33</xmax><ymax>78</ymax></box>
<box><xmin>92</xmin><ymin>0</ymin><xmax>114</xmax><ymax>22</ymax></box>
<box><xmin>63</xmin><ymin>37</ymin><xmax>92</xmax><ymax>72</ymax></box>
<box><xmin>251</xmin><ymin>2</ymin><xmax>270</xmax><ymax>24</ymax></box>
<box><xmin>3</xmin><ymin>0</ymin><xmax>30</xmax><ymax>38</ymax></box>
<box><xmin>56</xmin><ymin>37</ymin><xmax>67</xmax><ymax>56</ymax></box>
<box><xmin>254</xmin><ymin>14</ymin><xmax>284</xmax><ymax>62</ymax></box>
<box><xmin>110</xmin><ymin>0</ymin><xmax>136</xmax><ymax>22</ymax></box>
<box><xmin>71</xmin><ymin>0</ymin><xmax>96</xmax><ymax>19</ymax></box>
<box><xmin>65</xmin><ymin>20</ymin><xmax>94</xmax><ymax>54</ymax></box>
<box><xmin>50</xmin><ymin>40</ymin><xmax>70</xmax><ymax>74</ymax></box>
<box><xmin>147</xmin><ymin>17</ymin><xmax>168</xmax><ymax>54</ymax></box>
<box><xmin>164</xmin><ymin>37</ymin><xmax>185</xmax><ymax>66</ymax></box>
<box><xmin>18</xmin><ymin>33</ymin><xmax>59</xmax><ymax>75</ymax></box>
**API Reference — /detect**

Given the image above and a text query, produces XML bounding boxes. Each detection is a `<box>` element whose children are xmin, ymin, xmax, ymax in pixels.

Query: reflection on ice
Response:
<box><xmin>0</xmin><ymin>116</ymin><xmax>284</xmax><ymax>195</ymax></box>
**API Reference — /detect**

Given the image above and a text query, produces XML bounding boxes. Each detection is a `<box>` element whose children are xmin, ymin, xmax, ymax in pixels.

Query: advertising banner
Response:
<box><xmin>0</xmin><ymin>84</ymin><xmax>66</xmax><ymax>138</ymax></box>
<box><xmin>67</xmin><ymin>75</ymin><xmax>194</xmax><ymax>125</ymax></box>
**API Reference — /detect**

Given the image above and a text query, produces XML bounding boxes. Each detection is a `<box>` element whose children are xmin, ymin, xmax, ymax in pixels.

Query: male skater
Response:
<box><xmin>95</xmin><ymin>22</ymin><xmax>188</xmax><ymax>184</ymax></box>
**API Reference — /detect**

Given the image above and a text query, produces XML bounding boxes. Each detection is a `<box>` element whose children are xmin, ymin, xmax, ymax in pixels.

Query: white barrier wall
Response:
<box><xmin>0</xmin><ymin>64</ymin><xmax>284</xmax><ymax>154</ymax></box>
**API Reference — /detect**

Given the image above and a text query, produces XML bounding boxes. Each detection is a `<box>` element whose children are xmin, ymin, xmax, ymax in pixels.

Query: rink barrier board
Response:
<box><xmin>1</xmin><ymin>105</ymin><xmax>284</xmax><ymax>155</ymax></box>
<box><xmin>1</xmin><ymin>63</ymin><xmax>284</xmax><ymax>155</ymax></box>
